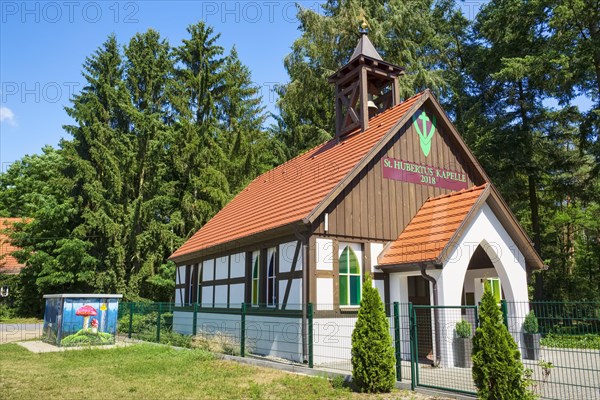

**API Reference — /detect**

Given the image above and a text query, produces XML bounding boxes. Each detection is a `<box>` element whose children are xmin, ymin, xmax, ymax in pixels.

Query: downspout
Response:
<box><xmin>295</xmin><ymin>230</ymin><xmax>309</xmax><ymax>364</ymax></box>
<box><xmin>420</xmin><ymin>263</ymin><xmax>441</xmax><ymax>367</ymax></box>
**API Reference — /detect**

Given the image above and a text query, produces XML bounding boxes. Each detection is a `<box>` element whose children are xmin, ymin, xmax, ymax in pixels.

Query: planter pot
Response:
<box><xmin>524</xmin><ymin>333</ymin><xmax>541</xmax><ymax>360</ymax></box>
<box><xmin>453</xmin><ymin>337</ymin><xmax>472</xmax><ymax>368</ymax></box>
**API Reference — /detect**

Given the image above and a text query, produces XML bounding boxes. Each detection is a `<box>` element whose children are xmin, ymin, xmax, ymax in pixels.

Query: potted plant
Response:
<box><xmin>523</xmin><ymin>311</ymin><xmax>541</xmax><ymax>360</ymax></box>
<box><xmin>454</xmin><ymin>319</ymin><xmax>473</xmax><ymax>368</ymax></box>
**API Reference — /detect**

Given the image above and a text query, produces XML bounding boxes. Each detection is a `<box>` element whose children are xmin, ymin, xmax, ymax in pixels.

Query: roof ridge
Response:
<box><xmin>241</xmin><ymin>91</ymin><xmax>428</xmax><ymax>191</ymax></box>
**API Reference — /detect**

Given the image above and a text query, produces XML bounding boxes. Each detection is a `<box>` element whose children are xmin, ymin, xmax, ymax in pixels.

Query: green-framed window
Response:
<box><xmin>339</xmin><ymin>245</ymin><xmax>361</xmax><ymax>306</ymax></box>
<box><xmin>251</xmin><ymin>250</ymin><xmax>260</xmax><ymax>306</ymax></box>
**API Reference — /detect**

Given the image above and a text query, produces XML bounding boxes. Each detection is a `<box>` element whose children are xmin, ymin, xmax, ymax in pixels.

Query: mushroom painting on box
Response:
<box><xmin>42</xmin><ymin>294</ymin><xmax>122</xmax><ymax>347</ymax></box>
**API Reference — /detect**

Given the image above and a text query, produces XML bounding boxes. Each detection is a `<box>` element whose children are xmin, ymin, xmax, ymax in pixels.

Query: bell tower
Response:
<box><xmin>329</xmin><ymin>22</ymin><xmax>404</xmax><ymax>137</ymax></box>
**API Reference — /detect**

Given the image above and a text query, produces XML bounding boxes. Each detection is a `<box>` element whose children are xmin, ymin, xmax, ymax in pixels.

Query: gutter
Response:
<box><xmin>420</xmin><ymin>263</ymin><xmax>441</xmax><ymax>367</ymax></box>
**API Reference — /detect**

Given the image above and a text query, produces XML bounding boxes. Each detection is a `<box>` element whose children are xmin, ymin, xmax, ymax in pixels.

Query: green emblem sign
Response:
<box><xmin>413</xmin><ymin>110</ymin><xmax>436</xmax><ymax>157</ymax></box>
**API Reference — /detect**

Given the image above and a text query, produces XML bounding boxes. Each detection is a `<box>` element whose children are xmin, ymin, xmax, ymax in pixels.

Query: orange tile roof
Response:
<box><xmin>171</xmin><ymin>92</ymin><xmax>426</xmax><ymax>261</ymax></box>
<box><xmin>0</xmin><ymin>218</ymin><xmax>27</xmax><ymax>274</ymax></box>
<box><xmin>378</xmin><ymin>184</ymin><xmax>488</xmax><ymax>266</ymax></box>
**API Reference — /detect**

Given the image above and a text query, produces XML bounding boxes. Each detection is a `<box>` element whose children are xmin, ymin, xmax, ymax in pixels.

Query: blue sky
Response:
<box><xmin>1</xmin><ymin>0</ymin><xmax>328</xmax><ymax>170</ymax></box>
<box><xmin>0</xmin><ymin>1</ymin><xmax>592</xmax><ymax>172</ymax></box>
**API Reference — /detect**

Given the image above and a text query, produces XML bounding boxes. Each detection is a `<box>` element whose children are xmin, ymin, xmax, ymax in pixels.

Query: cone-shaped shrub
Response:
<box><xmin>472</xmin><ymin>280</ymin><xmax>535</xmax><ymax>399</ymax></box>
<box><xmin>351</xmin><ymin>274</ymin><xmax>395</xmax><ymax>393</ymax></box>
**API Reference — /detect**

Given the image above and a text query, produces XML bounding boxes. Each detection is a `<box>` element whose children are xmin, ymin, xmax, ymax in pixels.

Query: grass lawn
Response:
<box><xmin>0</xmin><ymin>343</ymin><xmax>443</xmax><ymax>400</ymax></box>
<box><xmin>0</xmin><ymin>317</ymin><xmax>43</xmax><ymax>324</ymax></box>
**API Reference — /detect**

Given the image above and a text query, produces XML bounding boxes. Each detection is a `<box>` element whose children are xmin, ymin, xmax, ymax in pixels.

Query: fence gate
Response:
<box><xmin>410</xmin><ymin>305</ymin><xmax>478</xmax><ymax>395</ymax></box>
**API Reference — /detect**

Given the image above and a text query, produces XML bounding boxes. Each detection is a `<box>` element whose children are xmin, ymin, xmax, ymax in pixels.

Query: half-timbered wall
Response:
<box><xmin>310</xmin><ymin>235</ymin><xmax>388</xmax><ymax>312</ymax></box>
<box><xmin>175</xmin><ymin>238</ymin><xmax>304</xmax><ymax>310</ymax></box>
<box><xmin>312</xmin><ymin>103</ymin><xmax>484</xmax><ymax>241</ymax></box>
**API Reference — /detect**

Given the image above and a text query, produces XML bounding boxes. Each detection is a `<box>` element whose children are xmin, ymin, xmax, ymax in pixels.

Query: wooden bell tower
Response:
<box><xmin>328</xmin><ymin>25</ymin><xmax>405</xmax><ymax>137</ymax></box>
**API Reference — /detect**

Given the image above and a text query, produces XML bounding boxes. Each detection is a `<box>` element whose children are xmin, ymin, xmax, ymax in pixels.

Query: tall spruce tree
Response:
<box><xmin>171</xmin><ymin>22</ymin><xmax>230</xmax><ymax>239</ymax></box>
<box><xmin>218</xmin><ymin>47</ymin><xmax>275</xmax><ymax>193</ymax></box>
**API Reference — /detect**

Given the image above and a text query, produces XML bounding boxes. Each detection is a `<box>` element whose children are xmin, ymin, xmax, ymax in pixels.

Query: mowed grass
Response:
<box><xmin>0</xmin><ymin>343</ymin><xmax>438</xmax><ymax>400</ymax></box>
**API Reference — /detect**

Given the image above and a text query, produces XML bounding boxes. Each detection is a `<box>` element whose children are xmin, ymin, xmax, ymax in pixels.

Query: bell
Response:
<box><xmin>367</xmin><ymin>100</ymin><xmax>378</xmax><ymax>112</ymax></box>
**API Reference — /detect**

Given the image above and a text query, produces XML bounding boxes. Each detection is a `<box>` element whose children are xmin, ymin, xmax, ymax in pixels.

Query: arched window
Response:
<box><xmin>339</xmin><ymin>245</ymin><xmax>361</xmax><ymax>306</ymax></box>
<box><xmin>266</xmin><ymin>247</ymin><xmax>277</xmax><ymax>307</ymax></box>
<box><xmin>251</xmin><ymin>251</ymin><xmax>260</xmax><ymax>306</ymax></box>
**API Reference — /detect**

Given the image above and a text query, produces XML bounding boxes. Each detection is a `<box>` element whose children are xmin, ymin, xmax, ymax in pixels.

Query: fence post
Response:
<box><xmin>393</xmin><ymin>302</ymin><xmax>402</xmax><ymax>381</ymax></box>
<box><xmin>308</xmin><ymin>302</ymin><xmax>314</xmax><ymax>368</ymax></box>
<box><xmin>156</xmin><ymin>303</ymin><xmax>162</xmax><ymax>343</ymax></box>
<box><xmin>128</xmin><ymin>302</ymin><xmax>134</xmax><ymax>339</ymax></box>
<box><xmin>408</xmin><ymin>302</ymin><xmax>416</xmax><ymax>390</ymax></box>
<box><xmin>240</xmin><ymin>303</ymin><xmax>246</xmax><ymax>357</ymax></box>
<box><xmin>192</xmin><ymin>302</ymin><xmax>198</xmax><ymax>336</ymax></box>
<box><xmin>501</xmin><ymin>299</ymin><xmax>509</xmax><ymax>329</ymax></box>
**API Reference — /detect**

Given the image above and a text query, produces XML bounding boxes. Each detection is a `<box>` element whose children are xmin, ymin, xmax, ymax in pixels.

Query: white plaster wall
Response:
<box><xmin>316</xmin><ymin>278</ymin><xmax>334</xmax><ymax>310</ymax></box>
<box><xmin>176</xmin><ymin>266</ymin><xmax>186</xmax><ymax>285</ymax></box>
<box><xmin>279</xmin><ymin>241</ymin><xmax>297</xmax><ymax>273</ymax></box>
<box><xmin>370</xmin><ymin>242</ymin><xmax>384</xmax><ymax>272</ymax></box>
<box><xmin>197</xmin><ymin>312</ymin><xmax>240</xmax><ymax>339</ymax></box>
<box><xmin>175</xmin><ymin>289</ymin><xmax>183</xmax><ymax>307</ymax></box>
<box><xmin>435</xmin><ymin>203</ymin><xmax>529</xmax><ymax>366</ymax></box>
<box><xmin>312</xmin><ymin>316</ymin><xmax>397</xmax><ymax>368</ymax></box>
<box><xmin>202</xmin><ymin>259</ymin><xmax>214</xmax><ymax>281</ymax></box>
<box><xmin>246</xmin><ymin>315</ymin><xmax>304</xmax><ymax>362</ymax></box>
<box><xmin>373</xmin><ymin>279</ymin><xmax>385</xmax><ymax>302</ymax></box>
<box><xmin>201</xmin><ymin>286</ymin><xmax>213</xmax><ymax>307</ymax></box>
<box><xmin>438</xmin><ymin>203</ymin><xmax>528</xmax><ymax>305</ymax></box>
<box><xmin>214</xmin><ymin>285</ymin><xmax>228</xmax><ymax>307</ymax></box>
<box><xmin>229</xmin><ymin>283</ymin><xmax>245</xmax><ymax>308</ymax></box>
<box><xmin>173</xmin><ymin>310</ymin><xmax>194</xmax><ymax>335</ymax></box>
<box><xmin>230</xmin><ymin>253</ymin><xmax>245</xmax><ymax>278</ymax></box>
<box><xmin>215</xmin><ymin>256</ymin><xmax>228</xmax><ymax>280</ymax></box>
<box><xmin>316</xmin><ymin>238</ymin><xmax>333</xmax><ymax>270</ymax></box>
<box><xmin>278</xmin><ymin>278</ymin><xmax>302</xmax><ymax>310</ymax></box>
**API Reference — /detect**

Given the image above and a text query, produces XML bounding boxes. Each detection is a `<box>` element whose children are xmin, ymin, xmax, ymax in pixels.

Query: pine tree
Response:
<box><xmin>351</xmin><ymin>274</ymin><xmax>395</xmax><ymax>393</ymax></box>
<box><xmin>472</xmin><ymin>280</ymin><xmax>534</xmax><ymax>399</ymax></box>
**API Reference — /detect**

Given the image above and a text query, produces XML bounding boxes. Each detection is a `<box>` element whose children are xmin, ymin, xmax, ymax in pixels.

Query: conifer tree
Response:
<box><xmin>472</xmin><ymin>280</ymin><xmax>534</xmax><ymax>400</ymax></box>
<box><xmin>171</xmin><ymin>22</ymin><xmax>230</xmax><ymax>238</ymax></box>
<box><xmin>351</xmin><ymin>274</ymin><xmax>395</xmax><ymax>393</ymax></box>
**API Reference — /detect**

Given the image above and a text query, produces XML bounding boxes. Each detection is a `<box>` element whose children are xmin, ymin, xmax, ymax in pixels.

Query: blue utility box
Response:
<box><xmin>42</xmin><ymin>294</ymin><xmax>123</xmax><ymax>346</ymax></box>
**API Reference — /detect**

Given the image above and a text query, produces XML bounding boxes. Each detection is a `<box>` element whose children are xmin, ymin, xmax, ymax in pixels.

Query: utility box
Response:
<box><xmin>42</xmin><ymin>294</ymin><xmax>123</xmax><ymax>347</ymax></box>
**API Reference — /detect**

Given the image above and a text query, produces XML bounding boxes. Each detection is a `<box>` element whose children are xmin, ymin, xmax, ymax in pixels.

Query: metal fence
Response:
<box><xmin>505</xmin><ymin>301</ymin><xmax>600</xmax><ymax>400</ymax></box>
<box><xmin>117</xmin><ymin>301</ymin><xmax>600</xmax><ymax>399</ymax></box>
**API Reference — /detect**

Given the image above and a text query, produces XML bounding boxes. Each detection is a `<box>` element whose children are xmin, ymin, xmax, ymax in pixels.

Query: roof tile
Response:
<box><xmin>171</xmin><ymin>92</ymin><xmax>425</xmax><ymax>260</ymax></box>
<box><xmin>0</xmin><ymin>218</ymin><xmax>27</xmax><ymax>275</ymax></box>
<box><xmin>378</xmin><ymin>184</ymin><xmax>488</xmax><ymax>266</ymax></box>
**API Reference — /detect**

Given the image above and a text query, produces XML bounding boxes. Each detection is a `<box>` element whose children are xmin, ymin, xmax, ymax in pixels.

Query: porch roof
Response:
<box><xmin>377</xmin><ymin>184</ymin><xmax>488</xmax><ymax>267</ymax></box>
<box><xmin>377</xmin><ymin>183</ymin><xmax>544</xmax><ymax>270</ymax></box>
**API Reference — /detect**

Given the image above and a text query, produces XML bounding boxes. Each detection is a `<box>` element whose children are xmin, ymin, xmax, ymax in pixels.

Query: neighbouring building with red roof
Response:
<box><xmin>0</xmin><ymin>218</ymin><xmax>27</xmax><ymax>275</ymax></box>
<box><xmin>169</xmin><ymin>31</ymin><xmax>543</xmax><ymax>367</ymax></box>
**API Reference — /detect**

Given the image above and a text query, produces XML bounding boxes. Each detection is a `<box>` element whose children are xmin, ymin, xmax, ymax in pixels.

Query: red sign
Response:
<box><xmin>382</xmin><ymin>157</ymin><xmax>468</xmax><ymax>191</ymax></box>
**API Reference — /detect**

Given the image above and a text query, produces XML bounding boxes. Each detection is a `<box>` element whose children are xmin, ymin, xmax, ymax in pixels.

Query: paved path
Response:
<box><xmin>0</xmin><ymin>323</ymin><xmax>42</xmax><ymax>343</ymax></box>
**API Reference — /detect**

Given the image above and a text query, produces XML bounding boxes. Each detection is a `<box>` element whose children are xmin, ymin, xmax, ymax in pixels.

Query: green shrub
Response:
<box><xmin>61</xmin><ymin>330</ymin><xmax>114</xmax><ymax>346</ymax></box>
<box><xmin>523</xmin><ymin>311</ymin><xmax>539</xmax><ymax>334</ymax></box>
<box><xmin>351</xmin><ymin>274</ymin><xmax>395</xmax><ymax>393</ymax></box>
<box><xmin>456</xmin><ymin>320</ymin><xmax>472</xmax><ymax>338</ymax></box>
<box><xmin>541</xmin><ymin>333</ymin><xmax>600</xmax><ymax>349</ymax></box>
<box><xmin>472</xmin><ymin>280</ymin><xmax>535</xmax><ymax>400</ymax></box>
